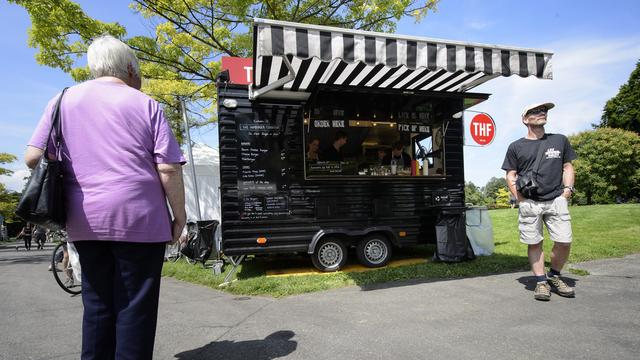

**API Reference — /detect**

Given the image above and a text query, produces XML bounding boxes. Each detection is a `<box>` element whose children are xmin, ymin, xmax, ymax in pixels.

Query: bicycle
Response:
<box><xmin>49</xmin><ymin>230</ymin><xmax>82</xmax><ymax>295</ymax></box>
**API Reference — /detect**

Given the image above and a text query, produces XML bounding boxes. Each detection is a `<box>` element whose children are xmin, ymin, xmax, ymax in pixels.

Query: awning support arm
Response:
<box><xmin>249</xmin><ymin>56</ymin><xmax>296</xmax><ymax>100</ymax></box>
<box><xmin>459</xmin><ymin>74</ymin><xmax>500</xmax><ymax>92</ymax></box>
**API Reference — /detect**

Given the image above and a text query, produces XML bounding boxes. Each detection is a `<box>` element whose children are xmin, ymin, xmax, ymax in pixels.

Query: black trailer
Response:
<box><xmin>215</xmin><ymin>19</ymin><xmax>553</xmax><ymax>274</ymax></box>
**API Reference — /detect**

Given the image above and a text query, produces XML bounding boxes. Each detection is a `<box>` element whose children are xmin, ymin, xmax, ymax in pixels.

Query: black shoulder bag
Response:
<box><xmin>516</xmin><ymin>136</ymin><xmax>547</xmax><ymax>199</ymax></box>
<box><xmin>15</xmin><ymin>88</ymin><xmax>69</xmax><ymax>230</ymax></box>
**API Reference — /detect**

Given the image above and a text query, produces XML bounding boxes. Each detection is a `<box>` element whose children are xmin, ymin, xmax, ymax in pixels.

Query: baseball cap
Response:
<box><xmin>521</xmin><ymin>102</ymin><xmax>555</xmax><ymax>117</ymax></box>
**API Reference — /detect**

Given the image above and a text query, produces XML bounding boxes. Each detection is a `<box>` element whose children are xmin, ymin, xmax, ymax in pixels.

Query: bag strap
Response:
<box><xmin>532</xmin><ymin>135</ymin><xmax>548</xmax><ymax>178</ymax></box>
<box><xmin>44</xmin><ymin>87</ymin><xmax>69</xmax><ymax>159</ymax></box>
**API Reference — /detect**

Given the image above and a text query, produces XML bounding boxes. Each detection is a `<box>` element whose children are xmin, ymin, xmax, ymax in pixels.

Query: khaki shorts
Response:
<box><xmin>518</xmin><ymin>196</ymin><xmax>573</xmax><ymax>244</ymax></box>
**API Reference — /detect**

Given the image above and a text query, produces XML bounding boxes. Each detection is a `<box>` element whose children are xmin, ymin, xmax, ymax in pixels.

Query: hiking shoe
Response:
<box><xmin>548</xmin><ymin>275</ymin><xmax>575</xmax><ymax>298</ymax></box>
<box><xmin>534</xmin><ymin>282</ymin><xmax>551</xmax><ymax>301</ymax></box>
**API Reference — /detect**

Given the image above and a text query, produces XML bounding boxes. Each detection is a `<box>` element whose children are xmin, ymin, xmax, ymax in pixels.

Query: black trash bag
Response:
<box><xmin>432</xmin><ymin>213</ymin><xmax>475</xmax><ymax>262</ymax></box>
<box><xmin>181</xmin><ymin>220</ymin><xmax>219</xmax><ymax>264</ymax></box>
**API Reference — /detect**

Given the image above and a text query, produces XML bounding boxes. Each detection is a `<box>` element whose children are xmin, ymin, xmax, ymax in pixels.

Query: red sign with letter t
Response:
<box><xmin>221</xmin><ymin>57</ymin><xmax>253</xmax><ymax>85</ymax></box>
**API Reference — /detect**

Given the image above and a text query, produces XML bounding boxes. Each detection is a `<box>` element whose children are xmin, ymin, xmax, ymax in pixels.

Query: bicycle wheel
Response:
<box><xmin>51</xmin><ymin>243</ymin><xmax>82</xmax><ymax>295</ymax></box>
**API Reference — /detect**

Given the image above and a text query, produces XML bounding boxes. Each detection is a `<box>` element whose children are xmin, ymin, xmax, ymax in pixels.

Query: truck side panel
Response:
<box><xmin>218</xmin><ymin>85</ymin><xmax>466</xmax><ymax>256</ymax></box>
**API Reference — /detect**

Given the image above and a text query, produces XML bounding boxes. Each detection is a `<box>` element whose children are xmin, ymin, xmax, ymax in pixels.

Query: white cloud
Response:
<box><xmin>0</xmin><ymin>165</ymin><xmax>29</xmax><ymax>192</ymax></box>
<box><xmin>463</xmin><ymin>37</ymin><xmax>640</xmax><ymax>186</ymax></box>
<box><xmin>0</xmin><ymin>122</ymin><xmax>38</xmax><ymax>138</ymax></box>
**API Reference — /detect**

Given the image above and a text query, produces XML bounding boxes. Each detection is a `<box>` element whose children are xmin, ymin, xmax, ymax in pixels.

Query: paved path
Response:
<box><xmin>1</xmin><ymin>241</ymin><xmax>638</xmax><ymax>360</ymax></box>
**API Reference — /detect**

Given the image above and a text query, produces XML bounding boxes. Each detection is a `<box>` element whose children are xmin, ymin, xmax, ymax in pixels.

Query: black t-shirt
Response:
<box><xmin>322</xmin><ymin>145</ymin><xmax>343</xmax><ymax>161</ymax></box>
<box><xmin>22</xmin><ymin>225</ymin><xmax>32</xmax><ymax>238</ymax></box>
<box><xmin>382</xmin><ymin>152</ymin><xmax>412</xmax><ymax>167</ymax></box>
<box><xmin>501</xmin><ymin>133</ymin><xmax>577</xmax><ymax>201</ymax></box>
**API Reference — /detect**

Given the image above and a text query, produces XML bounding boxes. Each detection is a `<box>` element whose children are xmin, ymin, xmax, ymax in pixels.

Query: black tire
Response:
<box><xmin>52</xmin><ymin>243</ymin><xmax>81</xmax><ymax>295</ymax></box>
<box><xmin>356</xmin><ymin>234</ymin><xmax>392</xmax><ymax>267</ymax></box>
<box><xmin>311</xmin><ymin>237</ymin><xmax>348</xmax><ymax>272</ymax></box>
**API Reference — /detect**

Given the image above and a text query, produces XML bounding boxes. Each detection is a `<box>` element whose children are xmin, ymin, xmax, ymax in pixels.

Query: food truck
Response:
<box><xmin>215</xmin><ymin>18</ymin><xmax>552</xmax><ymax>273</ymax></box>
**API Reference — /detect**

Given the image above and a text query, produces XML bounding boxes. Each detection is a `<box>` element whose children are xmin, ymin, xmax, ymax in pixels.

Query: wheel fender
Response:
<box><xmin>308</xmin><ymin>227</ymin><xmax>398</xmax><ymax>254</ymax></box>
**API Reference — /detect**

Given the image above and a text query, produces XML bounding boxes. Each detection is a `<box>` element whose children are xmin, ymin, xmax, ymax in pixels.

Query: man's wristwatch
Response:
<box><xmin>563</xmin><ymin>186</ymin><xmax>575</xmax><ymax>193</ymax></box>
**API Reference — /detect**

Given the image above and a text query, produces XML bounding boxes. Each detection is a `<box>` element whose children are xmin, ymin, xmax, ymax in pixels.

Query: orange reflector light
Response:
<box><xmin>257</xmin><ymin>237</ymin><xmax>267</xmax><ymax>244</ymax></box>
<box><xmin>399</xmin><ymin>231</ymin><xmax>407</xmax><ymax>237</ymax></box>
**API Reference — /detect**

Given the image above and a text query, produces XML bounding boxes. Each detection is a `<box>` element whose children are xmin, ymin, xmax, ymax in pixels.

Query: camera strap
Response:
<box><xmin>531</xmin><ymin>135</ymin><xmax>548</xmax><ymax>181</ymax></box>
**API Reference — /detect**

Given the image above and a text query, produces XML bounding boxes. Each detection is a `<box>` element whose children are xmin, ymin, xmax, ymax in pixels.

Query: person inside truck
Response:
<box><xmin>306</xmin><ymin>138</ymin><xmax>320</xmax><ymax>162</ymax></box>
<box><xmin>377</xmin><ymin>148</ymin><xmax>388</xmax><ymax>165</ymax></box>
<box><xmin>382</xmin><ymin>141</ymin><xmax>412</xmax><ymax>168</ymax></box>
<box><xmin>321</xmin><ymin>131</ymin><xmax>348</xmax><ymax>161</ymax></box>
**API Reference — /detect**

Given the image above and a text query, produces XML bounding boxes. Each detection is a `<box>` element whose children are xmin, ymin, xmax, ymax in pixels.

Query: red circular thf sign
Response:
<box><xmin>469</xmin><ymin>113</ymin><xmax>496</xmax><ymax>146</ymax></box>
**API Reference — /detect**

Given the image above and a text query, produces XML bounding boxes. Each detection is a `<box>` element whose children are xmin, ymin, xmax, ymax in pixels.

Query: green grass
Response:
<box><xmin>162</xmin><ymin>204</ymin><xmax>640</xmax><ymax>297</ymax></box>
<box><xmin>567</xmin><ymin>268</ymin><xmax>590</xmax><ymax>276</ymax></box>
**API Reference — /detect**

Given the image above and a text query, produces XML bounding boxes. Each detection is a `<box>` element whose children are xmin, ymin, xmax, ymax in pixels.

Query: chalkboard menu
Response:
<box><xmin>240</xmin><ymin>194</ymin><xmax>289</xmax><ymax>220</ymax></box>
<box><xmin>236</xmin><ymin>108</ymin><xmax>295</xmax><ymax>220</ymax></box>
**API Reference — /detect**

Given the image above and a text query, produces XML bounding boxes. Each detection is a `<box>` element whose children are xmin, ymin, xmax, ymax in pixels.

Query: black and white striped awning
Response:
<box><xmin>253</xmin><ymin>18</ymin><xmax>552</xmax><ymax>96</ymax></box>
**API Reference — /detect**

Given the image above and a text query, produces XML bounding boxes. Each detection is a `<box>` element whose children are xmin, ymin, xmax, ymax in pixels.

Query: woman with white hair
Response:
<box><xmin>25</xmin><ymin>35</ymin><xmax>186</xmax><ymax>359</ymax></box>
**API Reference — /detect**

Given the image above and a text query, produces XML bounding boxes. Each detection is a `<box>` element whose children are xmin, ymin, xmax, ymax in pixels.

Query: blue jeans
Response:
<box><xmin>74</xmin><ymin>241</ymin><xmax>165</xmax><ymax>360</ymax></box>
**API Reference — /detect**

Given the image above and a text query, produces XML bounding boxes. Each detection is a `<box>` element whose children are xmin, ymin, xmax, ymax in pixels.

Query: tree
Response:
<box><xmin>9</xmin><ymin>0</ymin><xmax>440</xmax><ymax>133</ymax></box>
<box><xmin>0</xmin><ymin>184</ymin><xmax>22</xmax><ymax>224</ymax></box>
<box><xmin>0</xmin><ymin>153</ymin><xmax>20</xmax><ymax>223</ymax></box>
<box><xmin>598</xmin><ymin>60</ymin><xmax>640</xmax><ymax>134</ymax></box>
<box><xmin>464</xmin><ymin>181</ymin><xmax>485</xmax><ymax>206</ymax></box>
<box><xmin>483</xmin><ymin>176</ymin><xmax>508</xmax><ymax>204</ymax></box>
<box><xmin>494</xmin><ymin>187</ymin><xmax>511</xmax><ymax>209</ymax></box>
<box><xmin>0</xmin><ymin>153</ymin><xmax>17</xmax><ymax>176</ymax></box>
<box><xmin>569</xmin><ymin>128</ymin><xmax>640</xmax><ymax>204</ymax></box>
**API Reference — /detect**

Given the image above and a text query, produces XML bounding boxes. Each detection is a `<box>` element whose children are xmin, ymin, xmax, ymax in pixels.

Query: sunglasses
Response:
<box><xmin>526</xmin><ymin>107</ymin><xmax>548</xmax><ymax>116</ymax></box>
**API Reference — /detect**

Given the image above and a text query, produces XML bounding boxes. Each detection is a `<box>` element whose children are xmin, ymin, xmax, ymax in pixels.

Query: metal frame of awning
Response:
<box><xmin>251</xmin><ymin>18</ymin><xmax>553</xmax><ymax>100</ymax></box>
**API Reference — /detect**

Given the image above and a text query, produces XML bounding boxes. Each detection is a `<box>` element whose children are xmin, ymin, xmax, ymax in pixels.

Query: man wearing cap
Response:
<box><xmin>501</xmin><ymin>103</ymin><xmax>577</xmax><ymax>301</ymax></box>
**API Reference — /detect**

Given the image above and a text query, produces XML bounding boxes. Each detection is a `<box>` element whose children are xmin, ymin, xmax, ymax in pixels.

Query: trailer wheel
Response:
<box><xmin>356</xmin><ymin>234</ymin><xmax>392</xmax><ymax>267</ymax></box>
<box><xmin>311</xmin><ymin>237</ymin><xmax>347</xmax><ymax>272</ymax></box>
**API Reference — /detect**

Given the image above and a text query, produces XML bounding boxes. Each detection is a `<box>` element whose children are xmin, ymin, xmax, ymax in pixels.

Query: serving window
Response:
<box><xmin>304</xmin><ymin>90</ymin><xmax>446</xmax><ymax>178</ymax></box>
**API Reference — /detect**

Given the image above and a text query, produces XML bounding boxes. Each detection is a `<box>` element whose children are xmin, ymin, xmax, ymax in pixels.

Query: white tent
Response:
<box><xmin>183</xmin><ymin>143</ymin><xmax>221</xmax><ymax>222</ymax></box>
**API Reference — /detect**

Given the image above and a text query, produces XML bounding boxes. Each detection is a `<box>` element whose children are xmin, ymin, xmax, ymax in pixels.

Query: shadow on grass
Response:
<box><xmin>233</xmin><ymin>245</ymin><xmax>433</xmax><ymax>281</ymax></box>
<box><xmin>165</xmin><ymin>247</ymin><xmax>591</xmax><ymax>298</ymax></box>
<box><xmin>174</xmin><ymin>330</ymin><xmax>297</xmax><ymax>360</ymax></box>
<box><xmin>347</xmin><ymin>251</ymin><xmax>532</xmax><ymax>292</ymax></box>
<box><xmin>229</xmin><ymin>245</ymin><xmax>534</xmax><ymax>295</ymax></box>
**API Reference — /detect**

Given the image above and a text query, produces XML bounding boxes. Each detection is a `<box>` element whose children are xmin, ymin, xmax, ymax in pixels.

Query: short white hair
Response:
<box><xmin>87</xmin><ymin>35</ymin><xmax>140</xmax><ymax>81</ymax></box>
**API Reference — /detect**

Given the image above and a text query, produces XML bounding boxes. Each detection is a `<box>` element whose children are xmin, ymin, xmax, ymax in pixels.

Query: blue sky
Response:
<box><xmin>1</xmin><ymin>0</ymin><xmax>639</xmax><ymax>191</ymax></box>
